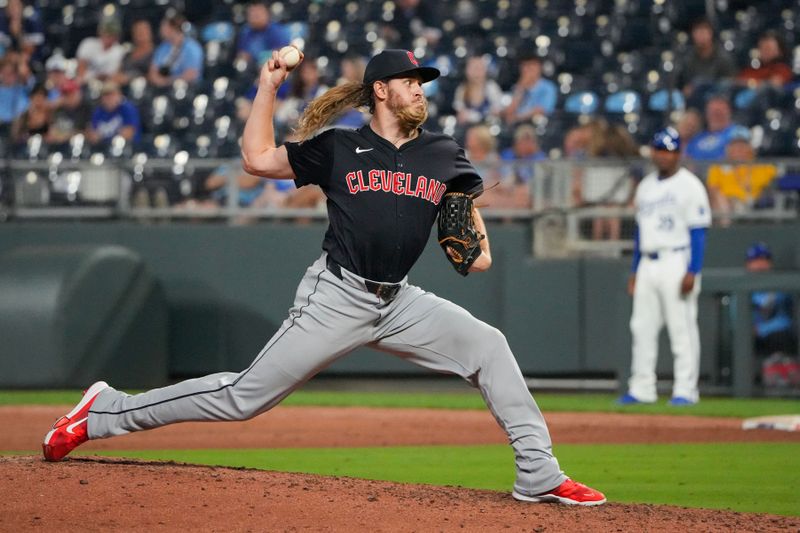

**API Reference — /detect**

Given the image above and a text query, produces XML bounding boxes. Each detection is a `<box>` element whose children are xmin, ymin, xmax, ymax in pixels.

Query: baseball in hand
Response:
<box><xmin>279</xmin><ymin>46</ymin><xmax>301</xmax><ymax>70</ymax></box>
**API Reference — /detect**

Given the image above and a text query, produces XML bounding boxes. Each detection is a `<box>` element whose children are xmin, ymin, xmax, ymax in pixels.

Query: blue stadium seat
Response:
<box><xmin>286</xmin><ymin>22</ymin><xmax>310</xmax><ymax>42</ymax></box>
<box><xmin>564</xmin><ymin>91</ymin><xmax>600</xmax><ymax>115</ymax></box>
<box><xmin>734</xmin><ymin>88</ymin><xmax>758</xmax><ymax>110</ymax></box>
<box><xmin>605</xmin><ymin>90</ymin><xmax>642</xmax><ymax>114</ymax></box>
<box><xmin>648</xmin><ymin>89</ymin><xmax>685</xmax><ymax>112</ymax></box>
<box><xmin>201</xmin><ymin>21</ymin><xmax>235</xmax><ymax>43</ymax></box>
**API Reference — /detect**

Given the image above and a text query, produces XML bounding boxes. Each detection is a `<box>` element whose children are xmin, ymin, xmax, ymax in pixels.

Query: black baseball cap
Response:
<box><xmin>363</xmin><ymin>49</ymin><xmax>440</xmax><ymax>85</ymax></box>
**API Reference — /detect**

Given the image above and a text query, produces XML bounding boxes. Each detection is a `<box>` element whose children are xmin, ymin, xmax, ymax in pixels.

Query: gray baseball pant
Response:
<box><xmin>88</xmin><ymin>253</ymin><xmax>566</xmax><ymax>495</ymax></box>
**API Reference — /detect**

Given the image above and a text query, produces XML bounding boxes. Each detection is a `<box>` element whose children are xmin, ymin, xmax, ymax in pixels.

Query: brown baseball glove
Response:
<box><xmin>437</xmin><ymin>192</ymin><xmax>485</xmax><ymax>276</ymax></box>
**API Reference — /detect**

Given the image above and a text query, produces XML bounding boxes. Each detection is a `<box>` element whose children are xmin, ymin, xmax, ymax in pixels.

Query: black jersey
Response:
<box><xmin>285</xmin><ymin>125</ymin><xmax>483</xmax><ymax>282</ymax></box>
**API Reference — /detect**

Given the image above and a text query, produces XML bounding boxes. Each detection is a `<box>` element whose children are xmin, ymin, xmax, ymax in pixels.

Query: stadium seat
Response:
<box><xmin>211</xmin><ymin>77</ymin><xmax>236</xmax><ymax>104</ymax></box>
<box><xmin>191</xmin><ymin>135</ymin><xmax>213</xmax><ymax>159</ymax></box>
<box><xmin>68</xmin><ymin>133</ymin><xmax>87</xmax><ymax>161</ymax></box>
<box><xmin>9</xmin><ymin>0</ymin><xmax>800</xmax><ymax>203</ymax></box>
<box><xmin>201</xmin><ymin>21</ymin><xmax>235</xmax><ymax>43</ymax></box>
<box><xmin>126</xmin><ymin>76</ymin><xmax>152</xmax><ymax>106</ymax></box>
<box><xmin>191</xmin><ymin>93</ymin><xmax>214</xmax><ymax>127</ymax></box>
<box><xmin>734</xmin><ymin>88</ymin><xmax>758</xmax><ymax>110</ymax></box>
<box><xmin>286</xmin><ymin>21</ymin><xmax>310</xmax><ymax>43</ymax></box>
<box><xmin>104</xmin><ymin>135</ymin><xmax>132</xmax><ymax>160</ymax></box>
<box><xmin>564</xmin><ymin>91</ymin><xmax>600</xmax><ymax>115</ymax></box>
<box><xmin>605</xmin><ymin>90</ymin><xmax>642</xmax><ymax>114</ymax></box>
<box><xmin>146</xmin><ymin>134</ymin><xmax>176</xmax><ymax>159</ymax></box>
<box><xmin>757</xmin><ymin>112</ymin><xmax>795</xmax><ymax>156</ymax></box>
<box><xmin>204</xmin><ymin>40</ymin><xmax>236</xmax><ymax>80</ymax></box>
<box><xmin>143</xmin><ymin>95</ymin><xmax>174</xmax><ymax>135</ymax></box>
<box><xmin>23</xmin><ymin>134</ymin><xmax>48</xmax><ymax>161</ymax></box>
<box><xmin>647</xmin><ymin>89</ymin><xmax>685</xmax><ymax>112</ymax></box>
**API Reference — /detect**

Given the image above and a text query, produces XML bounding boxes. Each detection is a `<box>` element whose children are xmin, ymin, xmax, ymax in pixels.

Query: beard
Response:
<box><xmin>388</xmin><ymin>90</ymin><xmax>428</xmax><ymax>135</ymax></box>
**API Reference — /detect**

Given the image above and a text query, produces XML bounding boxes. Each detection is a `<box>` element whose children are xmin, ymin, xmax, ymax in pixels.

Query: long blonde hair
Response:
<box><xmin>294</xmin><ymin>82</ymin><xmax>372</xmax><ymax>140</ymax></box>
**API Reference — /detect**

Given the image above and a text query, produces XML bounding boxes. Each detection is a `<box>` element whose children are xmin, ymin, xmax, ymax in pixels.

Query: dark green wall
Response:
<box><xmin>0</xmin><ymin>244</ymin><xmax>168</xmax><ymax>387</ymax></box>
<box><xmin>1</xmin><ymin>221</ymin><xmax>798</xmax><ymax>383</ymax></box>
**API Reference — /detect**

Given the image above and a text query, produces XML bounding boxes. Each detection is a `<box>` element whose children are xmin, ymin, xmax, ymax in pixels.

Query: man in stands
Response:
<box><xmin>236</xmin><ymin>1</ymin><xmax>290</xmax><ymax>68</ymax></box>
<box><xmin>685</xmin><ymin>95</ymin><xmax>740</xmax><ymax>160</ymax></box>
<box><xmin>86</xmin><ymin>81</ymin><xmax>141</xmax><ymax>145</ymax></box>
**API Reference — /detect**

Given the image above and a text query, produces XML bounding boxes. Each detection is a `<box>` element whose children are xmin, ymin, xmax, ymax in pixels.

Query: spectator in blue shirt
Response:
<box><xmin>0</xmin><ymin>54</ymin><xmax>29</xmax><ymax>124</ymax></box>
<box><xmin>148</xmin><ymin>12</ymin><xmax>204</xmax><ymax>88</ymax></box>
<box><xmin>0</xmin><ymin>0</ymin><xmax>45</xmax><ymax>66</ymax></box>
<box><xmin>500</xmin><ymin>124</ymin><xmax>546</xmax><ymax>185</ymax></box>
<box><xmin>87</xmin><ymin>81</ymin><xmax>141</xmax><ymax>144</ymax></box>
<box><xmin>746</xmin><ymin>242</ymin><xmax>797</xmax><ymax>358</ymax></box>
<box><xmin>503</xmin><ymin>53</ymin><xmax>557</xmax><ymax>124</ymax></box>
<box><xmin>685</xmin><ymin>95</ymin><xmax>738</xmax><ymax>160</ymax></box>
<box><xmin>236</xmin><ymin>1</ymin><xmax>290</xmax><ymax>68</ymax></box>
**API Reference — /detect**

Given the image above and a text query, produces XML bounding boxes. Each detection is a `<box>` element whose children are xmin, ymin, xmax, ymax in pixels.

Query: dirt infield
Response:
<box><xmin>3</xmin><ymin>405</ymin><xmax>800</xmax><ymax>531</ymax></box>
<box><xmin>5</xmin><ymin>405</ymin><xmax>800</xmax><ymax>451</ymax></box>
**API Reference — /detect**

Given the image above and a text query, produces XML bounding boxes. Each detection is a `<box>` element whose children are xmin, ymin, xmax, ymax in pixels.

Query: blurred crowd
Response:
<box><xmin>1</xmin><ymin>0</ymin><xmax>799</xmax><ymax>214</ymax></box>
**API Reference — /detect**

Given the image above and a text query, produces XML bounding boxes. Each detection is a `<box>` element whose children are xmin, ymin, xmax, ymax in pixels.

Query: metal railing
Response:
<box><xmin>2</xmin><ymin>157</ymin><xmax>798</xmax><ymax>257</ymax></box>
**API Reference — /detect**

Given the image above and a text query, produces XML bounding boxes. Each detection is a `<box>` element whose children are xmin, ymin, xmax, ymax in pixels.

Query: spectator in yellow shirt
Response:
<box><xmin>706</xmin><ymin>126</ymin><xmax>777</xmax><ymax>225</ymax></box>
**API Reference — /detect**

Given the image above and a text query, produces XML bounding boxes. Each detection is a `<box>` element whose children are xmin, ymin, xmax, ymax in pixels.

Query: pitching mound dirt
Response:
<box><xmin>2</xmin><ymin>456</ymin><xmax>798</xmax><ymax>532</ymax></box>
<box><xmin>3</xmin><ymin>406</ymin><xmax>799</xmax><ymax>531</ymax></box>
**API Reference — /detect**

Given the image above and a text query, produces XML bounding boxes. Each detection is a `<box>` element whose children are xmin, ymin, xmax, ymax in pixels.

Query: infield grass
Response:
<box><xmin>2</xmin><ymin>389</ymin><xmax>799</xmax><ymax>418</ymax></box>
<box><xmin>85</xmin><ymin>442</ymin><xmax>800</xmax><ymax>516</ymax></box>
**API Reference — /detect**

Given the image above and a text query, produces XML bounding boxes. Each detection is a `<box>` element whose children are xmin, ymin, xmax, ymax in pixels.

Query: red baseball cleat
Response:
<box><xmin>512</xmin><ymin>478</ymin><xmax>607</xmax><ymax>506</ymax></box>
<box><xmin>42</xmin><ymin>381</ymin><xmax>109</xmax><ymax>462</ymax></box>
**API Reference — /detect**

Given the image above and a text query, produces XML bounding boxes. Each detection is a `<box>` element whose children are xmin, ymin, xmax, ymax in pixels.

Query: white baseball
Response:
<box><xmin>279</xmin><ymin>46</ymin><xmax>301</xmax><ymax>69</ymax></box>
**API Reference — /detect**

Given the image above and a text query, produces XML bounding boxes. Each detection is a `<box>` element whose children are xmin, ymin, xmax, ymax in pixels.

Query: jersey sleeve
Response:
<box><xmin>685</xmin><ymin>175</ymin><xmax>712</xmax><ymax>228</ymax></box>
<box><xmin>447</xmin><ymin>146</ymin><xmax>484</xmax><ymax>196</ymax></box>
<box><xmin>284</xmin><ymin>129</ymin><xmax>336</xmax><ymax>188</ymax></box>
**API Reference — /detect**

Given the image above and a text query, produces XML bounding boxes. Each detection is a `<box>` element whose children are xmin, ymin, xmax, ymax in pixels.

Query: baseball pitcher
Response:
<box><xmin>43</xmin><ymin>49</ymin><xmax>605</xmax><ymax>506</ymax></box>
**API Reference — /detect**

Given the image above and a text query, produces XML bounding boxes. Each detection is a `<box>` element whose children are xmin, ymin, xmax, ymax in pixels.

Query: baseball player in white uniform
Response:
<box><xmin>619</xmin><ymin>127</ymin><xmax>711</xmax><ymax>406</ymax></box>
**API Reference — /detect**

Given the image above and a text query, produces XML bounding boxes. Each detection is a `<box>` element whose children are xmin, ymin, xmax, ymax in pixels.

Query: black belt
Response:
<box><xmin>326</xmin><ymin>256</ymin><xmax>402</xmax><ymax>302</ymax></box>
<box><xmin>645</xmin><ymin>246</ymin><xmax>688</xmax><ymax>260</ymax></box>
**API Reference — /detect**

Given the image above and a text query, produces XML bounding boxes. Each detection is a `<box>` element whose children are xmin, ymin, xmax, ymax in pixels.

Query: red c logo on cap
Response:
<box><xmin>406</xmin><ymin>51</ymin><xmax>419</xmax><ymax>67</ymax></box>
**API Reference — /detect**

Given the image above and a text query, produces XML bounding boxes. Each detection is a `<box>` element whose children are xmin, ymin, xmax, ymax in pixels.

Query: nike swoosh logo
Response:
<box><xmin>355</xmin><ymin>147</ymin><xmax>373</xmax><ymax>154</ymax></box>
<box><xmin>66</xmin><ymin>417</ymin><xmax>88</xmax><ymax>434</ymax></box>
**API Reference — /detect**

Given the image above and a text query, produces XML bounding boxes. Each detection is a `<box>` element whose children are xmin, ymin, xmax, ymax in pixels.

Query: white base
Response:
<box><xmin>742</xmin><ymin>415</ymin><xmax>800</xmax><ymax>432</ymax></box>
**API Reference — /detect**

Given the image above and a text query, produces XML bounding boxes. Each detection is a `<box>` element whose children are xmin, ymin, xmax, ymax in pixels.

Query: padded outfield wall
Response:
<box><xmin>0</xmin><ymin>221</ymin><xmax>798</xmax><ymax>387</ymax></box>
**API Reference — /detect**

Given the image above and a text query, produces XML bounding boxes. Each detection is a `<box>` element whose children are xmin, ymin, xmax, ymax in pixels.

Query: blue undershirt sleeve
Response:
<box><xmin>688</xmin><ymin>227</ymin><xmax>707</xmax><ymax>274</ymax></box>
<box><xmin>631</xmin><ymin>225</ymin><xmax>641</xmax><ymax>273</ymax></box>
